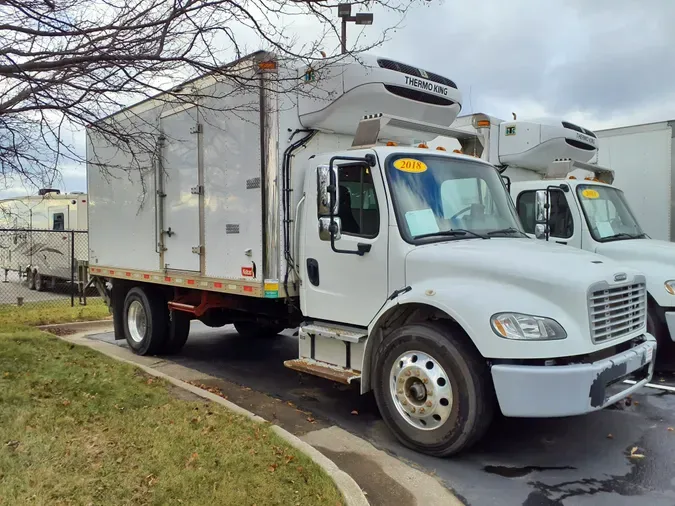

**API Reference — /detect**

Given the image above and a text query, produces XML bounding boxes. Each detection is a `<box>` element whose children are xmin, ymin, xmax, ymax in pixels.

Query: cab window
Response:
<box><xmin>516</xmin><ymin>190</ymin><xmax>573</xmax><ymax>239</ymax></box>
<box><xmin>337</xmin><ymin>165</ymin><xmax>380</xmax><ymax>237</ymax></box>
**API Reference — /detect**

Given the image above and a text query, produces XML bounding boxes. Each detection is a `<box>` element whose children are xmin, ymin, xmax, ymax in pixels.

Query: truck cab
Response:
<box><xmin>511</xmin><ymin>162</ymin><xmax>675</xmax><ymax>368</ymax></box>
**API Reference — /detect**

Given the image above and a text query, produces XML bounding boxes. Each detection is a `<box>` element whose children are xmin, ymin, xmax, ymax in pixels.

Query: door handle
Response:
<box><xmin>357</xmin><ymin>243</ymin><xmax>372</xmax><ymax>255</ymax></box>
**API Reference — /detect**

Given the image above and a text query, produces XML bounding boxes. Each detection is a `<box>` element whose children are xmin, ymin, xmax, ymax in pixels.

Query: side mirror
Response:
<box><xmin>319</xmin><ymin>217</ymin><xmax>341</xmax><ymax>241</ymax></box>
<box><xmin>534</xmin><ymin>190</ymin><xmax>549</xmax><ymax>241</ymax></box>
<box><xmin>317</xmin><ymin>165</ymin><xmax>339</xmax><ymax>216</ymax></box>
<box><xmin>535</xmin><ymin>190</ymin><xmax>548</xmax><ymax>223</ymax></box>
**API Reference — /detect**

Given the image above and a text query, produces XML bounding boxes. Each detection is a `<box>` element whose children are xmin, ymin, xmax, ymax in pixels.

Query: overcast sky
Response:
<box><xmin>5</xmin><ymin>0</ymin><xmax>675</xmax><ymax>198</ymax></box>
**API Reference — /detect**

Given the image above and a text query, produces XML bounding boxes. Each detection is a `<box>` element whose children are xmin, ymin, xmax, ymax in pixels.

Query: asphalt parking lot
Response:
<box><xmin>92</xmin><ymin>322</ymin><xmax>675</xmax><ymax>506</ymax></box>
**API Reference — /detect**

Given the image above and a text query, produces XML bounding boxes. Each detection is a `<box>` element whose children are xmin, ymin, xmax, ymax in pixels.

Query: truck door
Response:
<box><xmin>515</xmin><ymin>188</ymin><xmax>582</xmax><ymax>248</ymax></box>
<box><xmin>161</xmin><ymin>106</ymin><xmax>201</xmax><ymax>272</ymax></box>
<box><xmin>301</xmin><ymin>156</ymin><xmax>389</xmax><ymax>327</ymax></box>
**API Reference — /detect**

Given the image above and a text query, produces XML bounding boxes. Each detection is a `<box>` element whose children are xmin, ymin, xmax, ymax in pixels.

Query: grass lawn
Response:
<box><xmin>0</xmin><ymin>299</ymin><xmax>110</xmax><ymax>326</ymax></box>
<box><xmin>0</xmin><ymin>328</ymin><xmax>344</xmax><ymax>505</ymax></box>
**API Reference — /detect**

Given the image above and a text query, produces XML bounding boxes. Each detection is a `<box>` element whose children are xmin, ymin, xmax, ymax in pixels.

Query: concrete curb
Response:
<box><xmin>38</xmin><ymin>319</ymin><xmax>113</xmax><ymax>332</ymax></box>
<box><xmin>55</xmin><ymin>328</ymin><xmax>369</xmax><ymax>506</ymax></box>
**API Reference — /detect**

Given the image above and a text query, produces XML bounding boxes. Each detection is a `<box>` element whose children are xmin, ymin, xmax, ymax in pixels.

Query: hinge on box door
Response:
<box><xmin>190</xmin><ymin>123</ymin><xmax>203</xmax><ymax>134</ymax></box>
<box><xmin>190</xmin><ymin>185</ymin><xmax>204</xmax><ymax>195</ymax></box>
<box><xmin>191</xmin><ymin>245</ymin><xmax>203</xmax><ymax>255</ymax></box>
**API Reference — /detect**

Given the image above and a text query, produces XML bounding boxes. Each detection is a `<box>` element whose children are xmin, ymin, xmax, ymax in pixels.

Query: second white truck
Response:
<box><xmin>437</xmin><ymin>113</ymin><xmax>675</xmax><ymax>369</ymax></box>
<box><xmin>87</xmin><ymin>53</ymin><xmax>655</xmax><ymax>456</ymax></box>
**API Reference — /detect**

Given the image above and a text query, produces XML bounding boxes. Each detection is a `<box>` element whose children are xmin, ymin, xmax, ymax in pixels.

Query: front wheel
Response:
<box><xmin>373</xmin><ymin>321</ymin><xmax>495</xmax><ymax>457</ymax></box>
<box><xmin>648</xmin><ymin>305</ymin><xmax>675</xmax><ymax>371</ymax></box>
<box><xmin>35</xmin><ymin>273</ymin><xmax>45</xmax><ymax>292</ymax></box>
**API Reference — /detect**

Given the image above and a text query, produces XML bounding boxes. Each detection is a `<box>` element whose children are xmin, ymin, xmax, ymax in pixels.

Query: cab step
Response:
<box><xmin>284</xmin><ymin>358</ymin><xmax>361</xmax><ymax>385</ymax></box>
<box><xmin>301</xmin><ymin>322</ymin><xmax>367</xmax><ymax>343</ymax></box>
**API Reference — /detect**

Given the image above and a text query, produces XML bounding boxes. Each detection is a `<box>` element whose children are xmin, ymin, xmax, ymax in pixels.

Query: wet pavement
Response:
<box><xmin>91</xmin><ymin>322</ymin><xmax>675</xmax><ymax>506</ymax></box>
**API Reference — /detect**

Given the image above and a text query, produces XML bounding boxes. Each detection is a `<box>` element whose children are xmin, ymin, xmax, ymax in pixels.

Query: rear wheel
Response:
<box><xmin>123</xmin><ymin>287</ymin><xmax>167</xmax><ymax>356</ymax></box>
<box><xmin>160</xmin><ymin>310</ymin><xmax>191</xmax><ymax>355</ymax></box>
<box><xmin>234</xmin><ymin>321</ymin><xmax>285</xmax><ymax>339</ymax></box>
<box><xmin>27</xmin><ymin>269</ymin><xmax>36</xmax><ymax>290</ymax></box>
<box><xmin>373</xmin><ymin>321</ymin><xmax>495</xmax><ymax>457</ymax></box>
<box><xmin>34</xmin><ymin>273</ymin><xmax>45</xmax><ymax>292</ymax></box>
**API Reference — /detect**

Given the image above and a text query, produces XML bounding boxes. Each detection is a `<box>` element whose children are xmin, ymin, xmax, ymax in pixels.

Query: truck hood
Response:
<box><xmin>406</xmin><ymin>238</ymin><xmax>638</xmax><ymax>290</ymax></box>
<box><xmin>403</xmin><ymin>238</ymin><xmax>647</xmax><ymax>359</ymax></box>
<box><xmin>595</xmin><ymin>238</ymin><xmax>675</xmax><ymax>307</ymax></box>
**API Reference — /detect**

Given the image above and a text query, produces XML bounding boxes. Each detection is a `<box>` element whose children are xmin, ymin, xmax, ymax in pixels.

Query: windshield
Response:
<box><xmin>576</xmin><ymin>184</ymin><xmax>645</xmax><ymax>241</ymax></box>
<box><xmin>385</xmin><ymin>153</ymin><xmax>524</xmax><ymax>242</ymax></box>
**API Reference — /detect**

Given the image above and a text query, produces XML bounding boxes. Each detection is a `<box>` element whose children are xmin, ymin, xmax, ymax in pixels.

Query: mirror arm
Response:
<box><xmin>325</xmin><ymin>154</ymin><xmax>375</xmax><ymax>256</ymax></box>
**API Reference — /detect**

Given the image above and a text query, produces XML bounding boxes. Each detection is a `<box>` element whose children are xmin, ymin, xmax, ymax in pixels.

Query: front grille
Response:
<box><xmin>377</xmin><ymin>59</ymin><xmax>458</xmax><ymax>89</ymax></box>
<box><xmin>565</xmin><ymin>139</ymin><xmax>595</xmax><ymax>151</ymax></box>
<box><xmin>589</xmin><ymin>281</ymin><xmax>646</xmax><ymax>343</ymax></box>
<box><xmin>562</xmin><ymin>121</ymin><xmax>597</xmax><ymax>139</ymax></box>
<box><xmin>383</xmin><ymin>84</ymin><xmax>456</xmax><ymax>106</ymax></box>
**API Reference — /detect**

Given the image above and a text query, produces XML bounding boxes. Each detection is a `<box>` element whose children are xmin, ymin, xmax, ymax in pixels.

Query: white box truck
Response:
<box><xmin>437</xmin><ymin>114</ymin><xmax>675</xmax><ymax>369</ymax></box>
<box><xmin>87</xmin><ymin>52</ymin><xmax>655</xmax><ymax>456</ymax></box>
<box><xmin>0</xmin><ymin>190</ymin><xmax>89</xmax><ymax>291</ymax></box>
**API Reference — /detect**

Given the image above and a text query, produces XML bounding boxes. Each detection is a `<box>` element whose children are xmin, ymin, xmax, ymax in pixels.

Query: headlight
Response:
<box><xmin>665</xmin><ymin>280</ymin><xmax>675</xmax><ymax>295</ymax></box>
<box><xmin>490</xmin><ymin>313</ymin><xmax>567</xmax><ymax>340</ymax></box>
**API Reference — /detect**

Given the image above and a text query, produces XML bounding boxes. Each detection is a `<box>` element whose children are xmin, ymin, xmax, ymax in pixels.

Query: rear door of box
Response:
<box><xmin>161</xmin><ymin>106</ymin><xmax>201</xmax><ymax>272</ymax></box>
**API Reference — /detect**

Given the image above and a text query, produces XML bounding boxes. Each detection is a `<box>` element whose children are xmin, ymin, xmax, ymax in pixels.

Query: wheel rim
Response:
<box><xmin>127</xmin><ymin>300</ymin><xmax>147</xmax><ymax>343</ymax></box>
<box><xmin>390</xmin><ymin>350</ymin><xmax>453</xmax><ymax>431</ymax></box>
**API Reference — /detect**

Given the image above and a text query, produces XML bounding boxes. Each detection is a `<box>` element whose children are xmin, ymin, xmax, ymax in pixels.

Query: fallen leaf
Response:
<box><xmin>351</xmin><ymin>410</ymin><xmax>358</xmax><ymax>415</ymax></box>
<box><xmin>668</xmin><ymin>427</ymin><xmax>674</xmax><ymax>432</ymax></box>
<box><xmin>62</xmin><ymin>400</ymin><xmax>71</xmax><ymax>407</ymax></box>
<box><xmin>146</xmin><ymin>378</ymin><xmax>154</xmax><ymax>385</ymax></box>
<box><xmin>606</xmin><ymin>433</ymin><xmax>614</xmax><ymax>439</ymax></box>
<box><xmin>185</xmin><ymin>452</ymin><xmax>199</xmax><ymax>468</ymax></box>
<box><xmin>285</xmin><ymin>455</ymin><xmax>295</xmax><ymax>464</ymax></box>
<box><xmin>660</xmin><ymin>378</ymin><xmax>666</xmax><ymax>383</ymax></box>
<box><xmin>630</xmin><ymin>446</ymin><xmax>645</xmax><ymax>459</ymax></box>
<box><xmin>307</xmin><ymin>417</ymin><xmax>316</xmax><ymax>423</ymax></box>
<box><xmin>268</xmin><ymin>463</ymin><xmax>278</xmax><ymax>472</ymax></box>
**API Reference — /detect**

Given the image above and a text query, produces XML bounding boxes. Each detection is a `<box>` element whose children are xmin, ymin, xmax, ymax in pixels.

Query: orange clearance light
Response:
<box><xmin>436</xmin><ymin>146</ymin><xmax>447</xmax><ymax>151</ymax></box>
<box><xmin>418</xmin><ymin>143</ymin><xmax>428</xmax><ymax>148</ymax></box>
<box><xmin>259</xmin><ymin>61</ymin><xmax>277</xmax><ymax>70</ymax></box>
<box><xmin>568</xmin><ymin>175</ymin><xmax>577</xmax><ymax>179</ymax></box>
<box><xmin>386</xmin><ymin>141</ymin><xmax>398</xmax><ymax>146</ymax></box>
<box><xmin>453</xmin><ymin>149</ymin><xmax>462</xmax><ymax>154</ymax></box>
<box><xmin>476</xmin><ymin>120</ymin><xmax>491</xmax><ymax>128</ymax></box>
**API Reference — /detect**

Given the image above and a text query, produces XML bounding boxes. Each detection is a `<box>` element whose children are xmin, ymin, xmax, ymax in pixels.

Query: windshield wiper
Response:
<box><xmin>414</xmin><ymin>229</ymin><xmax>489</xmax><ymax>240</ymax></box>
<box><xmin>487</xmin><ymin>227</ymin><xmax>528</xmax><ymax>238</ymax></box>
<box><xmin>602</xmin><ymin>232</ymin><xmax>638</xmax><ymax>241</ymax></box>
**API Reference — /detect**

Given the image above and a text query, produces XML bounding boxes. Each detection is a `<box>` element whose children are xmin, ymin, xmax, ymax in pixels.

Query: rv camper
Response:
<box><xmin>0</xmin><ymin>189</ymin><xmax>89</xmax><ymax>291</ymax></box>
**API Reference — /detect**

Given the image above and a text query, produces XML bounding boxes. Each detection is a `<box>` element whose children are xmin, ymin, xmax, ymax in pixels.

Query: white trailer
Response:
<box><xmin>437</xmin><ymin>114</ymin><xmax>675</xmax><ymax>369</ymax></box>
<box><xmin>0</xmin><ymin>190</ymin><xmax>89</xmax><ymax>291</ymax></box>
<box><xmin>87</xmin><ymin>52</ymin><xmax>655</xmax><ymax>457</ymax></box>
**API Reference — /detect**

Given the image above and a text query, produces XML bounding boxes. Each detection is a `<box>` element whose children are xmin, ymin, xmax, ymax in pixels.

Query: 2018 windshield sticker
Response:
<box><xmin>581</xmin><ymin>188</ymin><xmax>600</xmax><ymax>199</ymax></box>
<box><xmin>394</xmin><ymin>158</ymin><xmax>427</xmax><ymax>173</ymax></box>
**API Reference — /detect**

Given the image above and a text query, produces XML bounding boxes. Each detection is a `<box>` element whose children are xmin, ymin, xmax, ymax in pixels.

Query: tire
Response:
<box><xmin>27</xmin><ymin>270</ymin><xmax>36</xmax><ymax>290</ymax></box>
<box><xmin>35</xmin><ymin>273</ymin><xmax>45</xmax><ymax>292</ymax></box>
<box><xmin>648</xmin><ymin>305</ymin><xmax>675</xmax><ymax>371</ymax></box>
<box><xmin>123</xmin><ymin>287</ymin><xmax>168</xmax><ymax>356</ymax></box>
<box><xmin>160</xmin><ymin>310</ymin><xmax>191</xmax><ymax>355</ymax></box>
<box><xmin>234</xmin><ymin>321</ymin><xmax>285</xmax><ymax>339</ymax></box>
<box><xmin>372</xmin><ymin>321</ymin><xmax>495</xmax><ymax>457</ymax></box>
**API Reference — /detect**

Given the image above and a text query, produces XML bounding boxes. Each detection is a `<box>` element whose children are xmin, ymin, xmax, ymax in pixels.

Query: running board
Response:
<box><xmin>284</xmin><ymin>359</ymin><xmax>361</xmax><ymax>385</ymax></box>
<box><xmin>301</xmin><ymin>322</ymin><xmax>367</xmax><ymax>343</ymax></box>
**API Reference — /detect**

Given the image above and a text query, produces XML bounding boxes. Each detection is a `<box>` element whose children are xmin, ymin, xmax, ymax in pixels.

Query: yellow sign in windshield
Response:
<box><xmin>581</xmin><ymin>188</ymin><xmax>600</xmax><ymax>199</ymax></box>
<box><xmin>394</xmin><ymin>158</ymin><xmax>427</xmax><ymax>173</ymax></box>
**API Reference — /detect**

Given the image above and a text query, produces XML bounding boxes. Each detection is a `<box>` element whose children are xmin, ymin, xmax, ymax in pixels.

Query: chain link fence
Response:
<box><xmin>0</xmin><ymin>228</ymin><xmax>97</xmax><ymax>310</ymax></box>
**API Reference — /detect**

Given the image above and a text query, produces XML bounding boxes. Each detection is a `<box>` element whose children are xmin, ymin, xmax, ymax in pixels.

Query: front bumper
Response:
<box><xmin>491</xmin><ymin>336</ymin><xmax>656</xmax><ymax>417</ymax></box>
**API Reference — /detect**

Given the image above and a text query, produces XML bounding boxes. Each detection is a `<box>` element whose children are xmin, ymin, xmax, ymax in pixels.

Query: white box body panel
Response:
<box><xmin>595</xmin><ymin>122</ymin><xmax>673</xmax><ymax>241</ymax></box>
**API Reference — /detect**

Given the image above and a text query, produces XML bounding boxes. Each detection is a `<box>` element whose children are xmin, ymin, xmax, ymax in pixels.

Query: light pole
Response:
<box><xmin>337</xmin><ymin>3</ymin><xmax>373</xmax><ymax>54</ymax></box>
